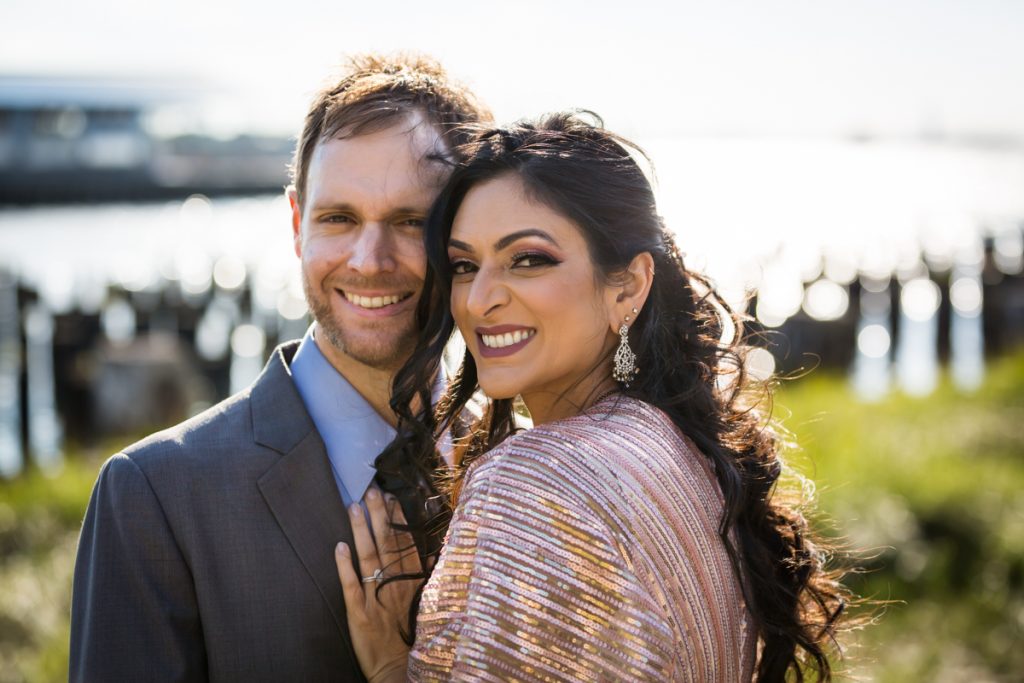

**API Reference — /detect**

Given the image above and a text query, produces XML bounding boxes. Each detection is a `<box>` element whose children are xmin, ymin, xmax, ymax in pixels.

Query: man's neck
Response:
<box><xmin>312</xmin><ymin>332</ymin><xmax>399</xmax><ymax>427</ymax></box>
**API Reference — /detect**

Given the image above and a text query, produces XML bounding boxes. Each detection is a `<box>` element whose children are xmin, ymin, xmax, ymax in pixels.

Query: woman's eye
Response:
<box><xmin>512</xmin><ymin>252</ymin><xmax>558</xmax><ymax>268</ymax></box>
<box><xmin>450</xmin><ymin>260</ymin><xmax>477</xmax><ymax>275</ymax></box>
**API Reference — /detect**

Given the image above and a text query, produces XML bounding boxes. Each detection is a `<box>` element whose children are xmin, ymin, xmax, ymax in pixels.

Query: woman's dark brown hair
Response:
<box><xmin>375</xmin><ymin>111</ymin><xmax>848</xmax><ymax>680</ymax></box>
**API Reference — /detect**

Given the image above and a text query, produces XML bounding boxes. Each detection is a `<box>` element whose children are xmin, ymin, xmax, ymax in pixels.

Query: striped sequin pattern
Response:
<box><xmin>409</xmin><ymin>395</ymin><xmax>756</xmax><ymax>682</ymax></box>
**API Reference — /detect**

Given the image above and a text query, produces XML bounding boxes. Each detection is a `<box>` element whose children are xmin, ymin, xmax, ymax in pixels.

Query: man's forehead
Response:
<box><xmin>317</xmin><ymin>120</ymin><xmax>446</xmax><ymax>174</ymax></box>
<box><xmin>305</xmin><ymin>127</ymin><xmax>449</xmax><ymax>208</ymax></box>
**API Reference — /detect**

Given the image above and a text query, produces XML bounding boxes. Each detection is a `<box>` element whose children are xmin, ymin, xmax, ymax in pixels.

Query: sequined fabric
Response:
<box><xmin>409</xmin><ymin>395</ymin><xmax>756</xmax><ymax>681</ymax></box>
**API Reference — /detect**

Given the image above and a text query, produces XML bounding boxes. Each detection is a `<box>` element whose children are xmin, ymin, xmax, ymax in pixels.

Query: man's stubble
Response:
<box><xmin>302</xmin><ymin>271</ymin><xmax>419</xmax><ymax>373</ymax></box>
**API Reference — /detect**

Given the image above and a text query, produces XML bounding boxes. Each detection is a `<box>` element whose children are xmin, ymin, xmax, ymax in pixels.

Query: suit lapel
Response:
<box><xmin>249</xmin><ymin>344</ymin><xmax>357</xmax><ymax>644</ymax></box>
<box><xmin>248</xmin><ymin>343</ymin><xmax>448</xmax><ymax>660</ymax></box>
<box><xmin>257</xmin><ymin>431</ymin><xmax>355</xmax><ymax>633</ymax></box>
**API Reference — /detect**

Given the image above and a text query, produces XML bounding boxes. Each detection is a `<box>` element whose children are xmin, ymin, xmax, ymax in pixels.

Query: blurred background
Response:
<box><xmin>1</xmin><ymin>0</ymin><xmax>1023</xmax><ymax>680</ymax></box>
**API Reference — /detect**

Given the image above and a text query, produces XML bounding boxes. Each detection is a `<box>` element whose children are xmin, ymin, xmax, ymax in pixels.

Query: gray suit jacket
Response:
<box><xmin>70</xmin><ymin>341</ymin><xmax>424</xmax><ymax>682</ymax></box>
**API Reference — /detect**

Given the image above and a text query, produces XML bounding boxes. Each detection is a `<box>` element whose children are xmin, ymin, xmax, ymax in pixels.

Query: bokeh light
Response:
<box><xmin>901</xmin><ymin>278</ymin><xmax>942</xmax><ymax>322</ymax></box>
<box><xmin>230</xmin><ymin>324</ymin><xmax>266</xmax><ymax>359</ymax></box>
<box><xmin>212</xmin><ymin>254</ymin><xmax>247</xmax><ymax>291</ymax></box>
<box><xmin>950</xmin><ymin>277</ymin><xmax>983</xmax><ymax>317</ymax></box>
<box><xmin>745</xmin><ymin>347</ymin><xmax>777</xmax><ymax>381</ymax></box>
<box><xmin>803</xmin><ymin>279</ymin><xmax>850</xmax><ymax>321</ymax></box>
<box><xmin>858</xmin><ymin>324</ymin><xmax>891</xmax><ymax>359</ymax></box>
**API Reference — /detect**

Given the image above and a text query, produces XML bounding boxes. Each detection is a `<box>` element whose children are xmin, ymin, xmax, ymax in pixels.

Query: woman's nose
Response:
<box><xmin>464</xmin><ymin>268</ymin><xmax>510</xmax><ymax>319</ymax></box>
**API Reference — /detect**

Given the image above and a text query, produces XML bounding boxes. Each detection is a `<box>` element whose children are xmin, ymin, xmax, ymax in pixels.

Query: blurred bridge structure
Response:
<box><xmin>0</xmin><ymin>74</ymin><xmax>291</xmax><ymax>204</ymax></box>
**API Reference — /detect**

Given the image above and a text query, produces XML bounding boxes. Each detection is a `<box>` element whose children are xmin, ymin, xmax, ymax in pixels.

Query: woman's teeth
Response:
<box><xmin>481</xmin><ymin>330</ymin><xmax>535</xmax><ymax>348</ymax></box>
<box><xmin>344</xmin><ymin>292</ymin><xmax>405</xmax><ymax>309</ymax></box>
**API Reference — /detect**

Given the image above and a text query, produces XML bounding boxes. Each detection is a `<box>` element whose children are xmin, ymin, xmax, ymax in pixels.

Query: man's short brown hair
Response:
<box><xmin>290</xmin><ymin>53</ymin><xmax>491</xmax><ymax>205</ymax></box>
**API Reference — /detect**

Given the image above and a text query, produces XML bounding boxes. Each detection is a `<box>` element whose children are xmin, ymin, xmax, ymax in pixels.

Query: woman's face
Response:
<box><xmin>448</xmin><ymin>173</ymin><xmax>619</xmax><ymax>421</ymax></box>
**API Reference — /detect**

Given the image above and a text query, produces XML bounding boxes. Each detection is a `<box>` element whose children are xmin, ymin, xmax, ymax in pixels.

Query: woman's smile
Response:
<box><xmin>475</xmin><ymin>325</ymin><xmax>537</xmax><ymax>357</ymax></box>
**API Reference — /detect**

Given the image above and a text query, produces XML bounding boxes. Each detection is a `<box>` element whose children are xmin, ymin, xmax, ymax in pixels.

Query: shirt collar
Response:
<box><xmin>289</xmin><ymin>324</ymin><xmax>394</xmax><ymax>504</ymax></box>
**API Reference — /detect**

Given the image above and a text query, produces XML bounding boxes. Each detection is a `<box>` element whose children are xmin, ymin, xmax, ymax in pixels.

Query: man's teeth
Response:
<box><xmin>344</xmin><ymin>292</ymin><xmax>404</xmax><ymax>309</ymax></box>
<box><xmin>481</xmin><ymin>330</ymin><xmax>535</xmax><ymax>349</ymax></box>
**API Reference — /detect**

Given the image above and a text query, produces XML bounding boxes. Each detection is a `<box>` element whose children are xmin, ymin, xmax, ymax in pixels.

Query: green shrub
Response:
<box><xmin>777</xmin><ymin>351</ymin><xmax>1024</xmax><ymax>681</ymax></box>
<box><xmin>0</xmin><ymin>456</ymin><xmax>104</xmax><ymax>683</ymax></box>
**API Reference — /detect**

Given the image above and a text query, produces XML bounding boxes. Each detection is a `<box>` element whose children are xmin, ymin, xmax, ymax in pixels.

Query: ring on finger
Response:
<box><xmin>361</xmin><ymin>568</ymin><xmax>386</xmax><ymax>584</ymax></box>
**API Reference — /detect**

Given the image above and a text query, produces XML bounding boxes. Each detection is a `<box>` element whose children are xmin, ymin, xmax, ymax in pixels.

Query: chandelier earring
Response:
<box><xmin>613</xmin><ymin>307</ymin><xmax>640</xmax><ymax>387</ymax></box>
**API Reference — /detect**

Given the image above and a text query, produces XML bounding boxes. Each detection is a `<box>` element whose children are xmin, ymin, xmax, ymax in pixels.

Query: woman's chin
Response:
<box><xmin>477</xmin><ymin>380</ymin><xmax>521</xmax><ymax>402</ymax></box>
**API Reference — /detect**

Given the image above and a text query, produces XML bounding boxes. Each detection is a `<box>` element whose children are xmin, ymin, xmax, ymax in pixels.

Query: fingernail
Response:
<box><xmin>336</xmin><ymin>542</ymin><xmax>349</xmax><ymax>556</ymax></box>
<box><xmin>349</xmin><ymin>503</ymin><xmax>361</xmax><ymax>516</ymax></box>
<box><xmin>366</xmin><ymin>487</ymin><xmax>380</xmax><ymax>501</ymax></box>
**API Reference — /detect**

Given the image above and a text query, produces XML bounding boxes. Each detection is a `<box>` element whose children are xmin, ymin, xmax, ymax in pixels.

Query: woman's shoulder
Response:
<box><xmin>464</xmin><ymin>395</ymin><xmax>694</xmax><ymax>506</ymax></box>
<box><xmin>518</xmin><ymin>395</ymin><xmax>689</xmax><ymax>464</ymax></box>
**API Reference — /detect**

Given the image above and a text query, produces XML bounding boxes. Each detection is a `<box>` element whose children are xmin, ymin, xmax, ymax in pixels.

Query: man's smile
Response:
<box><xmin>340</xmin><ymin>290</ymin><xmax>415</xmax><ymax>310</ymax></box>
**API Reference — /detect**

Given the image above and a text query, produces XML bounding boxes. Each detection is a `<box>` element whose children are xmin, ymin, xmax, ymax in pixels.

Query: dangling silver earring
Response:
<box><xmin>613</xmin><ymin>317</ymin><xmax>638</xmax><ymax>387</ymax></box>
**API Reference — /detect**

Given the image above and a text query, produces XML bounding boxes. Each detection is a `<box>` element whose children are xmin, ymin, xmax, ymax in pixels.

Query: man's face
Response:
<box><xmin>290</xmin><ymin>114</ymin><xmax>447</xmax><ymax>373</ymax></box>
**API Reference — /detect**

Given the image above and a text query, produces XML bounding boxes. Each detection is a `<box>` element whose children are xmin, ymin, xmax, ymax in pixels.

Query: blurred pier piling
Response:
<box><xmin>0</xmin><ymin>220</ymin><xmax>1022</xmax><ymax>477</ymax></box>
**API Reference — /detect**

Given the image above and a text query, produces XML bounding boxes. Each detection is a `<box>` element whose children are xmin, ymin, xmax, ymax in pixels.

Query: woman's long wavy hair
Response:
<box><xmin>375</xmin><ymin>111</ymin><xmax>848</xmax><ymax>680</ymax></box>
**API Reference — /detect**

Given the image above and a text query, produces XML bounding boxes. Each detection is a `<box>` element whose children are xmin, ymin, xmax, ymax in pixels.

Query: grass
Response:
<box><xmin>0</xmin><ymin>455</ymin><xmax>105</xmax><ymax>683</ymax></box>
<box><xmin>1</xmin><ymin>352</ymin><xmax>1023</xmax><ymax>681</ymax></box>
<box><xmin>775</xmin><ymin>351</ymin><xmax>1024</xmax><ymax>682</ymax></box>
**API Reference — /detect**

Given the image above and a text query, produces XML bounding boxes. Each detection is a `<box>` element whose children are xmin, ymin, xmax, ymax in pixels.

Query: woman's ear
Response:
<box><xmin>607</xmin><ymin>252</ymin><xmax>655</xmax><ymax>333</ymax></box>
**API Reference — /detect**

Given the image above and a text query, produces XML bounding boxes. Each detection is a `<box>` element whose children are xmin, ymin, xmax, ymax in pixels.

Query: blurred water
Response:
<box><xmin>897</xmin><ymin>278</ymin><xmax>942</xmax><ymax>396</ymax></box>
<box><xmin>0</xmin><ymin>194</ymin><xmax>297</xmax><ymax>314</ymax></box>
<box><xmin>852</xmin><ymin>284</ymin><xmax>893</xmax><ymax>401</ymax></box>
<box><xmin>1</xmin><ymin>138</ymin><xmax>1021</xmax><ymax>306</ymax></box>
<box><xmin>648</xmin><ymin>138</ymin><xmax>1024</xmax><ymax>299</ymax></box>
<box><xmin>950</xmin><ymin>263</ymin><xmax>985</xmax><ymax>390</ymax></box>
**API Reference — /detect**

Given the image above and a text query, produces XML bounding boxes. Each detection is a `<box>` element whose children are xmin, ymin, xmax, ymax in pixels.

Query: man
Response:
<box><xmin>70</xmin><ymin>54</ymin><xmax>490</xmax><ymax>682</ymax></box>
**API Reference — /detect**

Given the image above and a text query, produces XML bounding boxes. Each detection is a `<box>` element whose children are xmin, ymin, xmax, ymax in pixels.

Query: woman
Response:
<box><xmin>335</xmin><ymin>113</ymin><xmax>847</xmax><ymax>681</ymax></box>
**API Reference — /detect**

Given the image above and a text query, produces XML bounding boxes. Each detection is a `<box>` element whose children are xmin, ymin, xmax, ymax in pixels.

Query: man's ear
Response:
<box><xmin>607</xmin><ymin>251</ymin><xmax>655</xmax><ymax>333</ymax></box>
<box><xmin>287</xmin><ymin>186</ymin><xmax>302</xmax><ymax>258</ymax></box>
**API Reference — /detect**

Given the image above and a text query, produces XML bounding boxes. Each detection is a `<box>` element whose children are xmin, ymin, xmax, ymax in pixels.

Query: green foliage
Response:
<box><xmin>0</xmin><ymin>458</ymin><xmax>99</xmax><ymax>560</ymax></box>
<box><xmin>0</xmin><ymin>456</ymin><xmax>105</xmax><ymax>683</ymax></box>
<box><xmin>776</xmin><ymin>351</ymin><xmax>1024</xmax><ymax>681</ymax></box>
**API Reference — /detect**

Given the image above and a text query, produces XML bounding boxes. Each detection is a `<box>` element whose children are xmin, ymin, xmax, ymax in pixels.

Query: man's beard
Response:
<box><xmin>303</xmin><ymin>273</ymin><xmax>419</xmax><ymax>372</ymax></box>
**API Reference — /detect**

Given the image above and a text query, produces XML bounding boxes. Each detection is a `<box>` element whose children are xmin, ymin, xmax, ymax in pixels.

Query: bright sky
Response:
<box><xmin>3</xmin><ymin>0</ymin><xmax>1024</xmax><ymax>140</ymax></box>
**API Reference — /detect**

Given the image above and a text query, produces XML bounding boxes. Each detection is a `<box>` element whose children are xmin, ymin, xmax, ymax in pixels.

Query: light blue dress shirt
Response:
<box><xmin>289</xmin><ymin>325</ymin><xmax>395</xmax><ymax>506</ymax></box>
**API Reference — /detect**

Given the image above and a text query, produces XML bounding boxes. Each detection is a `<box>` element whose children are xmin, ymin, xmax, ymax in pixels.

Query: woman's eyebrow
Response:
<box><xmin>494</xmin><ymin>228</ymin><xmax>559</xmax><ymax>251</ymax></box>
<box><xmin>448</xmin><ymin>229</ymin><xmax>560</xmax><ymax>254</ymax></box>
<box><xmin>449</xmin><ymin>229</ymin><xmax>560</xmax><ymax>254</ymax></box>
<box><xmin>448</xmin><ymin>238</ymin><xmax>474</xmax><ymax>252</ymax></box>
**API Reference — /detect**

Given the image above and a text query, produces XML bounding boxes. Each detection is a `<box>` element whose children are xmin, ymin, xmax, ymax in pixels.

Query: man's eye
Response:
<box><xmin>450</xmin><ymin>260</ymin><xmax>477</xmax><ymax>275</ymax></box>
<box><xmin>324</xmin><ymin>214</ymin><xmax>354</xmax><ymax>224</ymax></box>
<box><xmin>398</xmin><ymin>218</ymin><xmax>425</xmax><ymax>228</ymax></box>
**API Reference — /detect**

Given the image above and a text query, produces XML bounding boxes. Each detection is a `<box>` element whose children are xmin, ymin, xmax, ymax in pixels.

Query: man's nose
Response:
<box><xmin>465</xmin><ymin>268</ymin><xmax>510</xmax><ymax>319</ymax></box>
<box><xmin>347</xmin><ymin>223</ymin><xmax>396</xmax><ymax>275</ymax></box>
